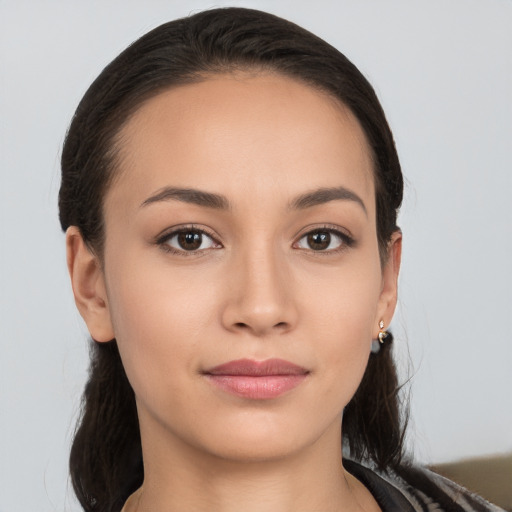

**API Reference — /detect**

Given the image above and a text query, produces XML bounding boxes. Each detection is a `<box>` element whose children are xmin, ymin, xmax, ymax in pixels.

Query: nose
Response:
<box><xmin>221</xmin><ymin>244</ymin><xmax>298</xmax><ymax>337</ymax></box>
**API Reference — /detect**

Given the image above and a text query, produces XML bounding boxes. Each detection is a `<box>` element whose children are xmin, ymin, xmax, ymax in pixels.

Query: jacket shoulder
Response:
<box><xmin>391</xmin><ymin>464</ymin><xmax>506</xmax><ymax>512</ymax></box>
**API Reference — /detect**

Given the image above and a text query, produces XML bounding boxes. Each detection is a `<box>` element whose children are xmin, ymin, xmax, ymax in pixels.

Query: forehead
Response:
<box><xmin>108</xmin><ymin>73</ymin><xmax>375</xmax><ymax>213</ymax></box>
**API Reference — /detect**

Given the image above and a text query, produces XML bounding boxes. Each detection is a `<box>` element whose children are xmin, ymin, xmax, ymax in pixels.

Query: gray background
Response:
<box><xmin>1</xmin><ymin>0</ymin><xmax>511</xmax><ymax>510</ymax></box>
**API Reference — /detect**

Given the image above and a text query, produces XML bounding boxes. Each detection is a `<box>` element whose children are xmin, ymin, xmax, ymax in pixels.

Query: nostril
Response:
<box><xmin>232</xmin><ymin>321</ymin><xmax>287</xmax><ymax>333</ymax></box>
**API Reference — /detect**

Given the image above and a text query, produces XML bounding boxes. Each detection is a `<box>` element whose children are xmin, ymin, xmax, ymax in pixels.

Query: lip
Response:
<box><xmin>203</xmin><ymin>358</ymin><xmax>309</xmax><ymax>400</ymax></box>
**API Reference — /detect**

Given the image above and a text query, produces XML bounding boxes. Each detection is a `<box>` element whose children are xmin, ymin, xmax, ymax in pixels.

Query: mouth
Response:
<box><xmin>203</xmin><ymin>358</ymin><xmax>309</xmax><ymax>400</ymax></box>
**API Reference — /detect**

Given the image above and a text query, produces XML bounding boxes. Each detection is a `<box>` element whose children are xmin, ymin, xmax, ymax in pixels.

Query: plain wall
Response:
<box><xmin>1</xmin><ymin>0</ymin><xmax>511</xmax><ymax>510</ymax></box>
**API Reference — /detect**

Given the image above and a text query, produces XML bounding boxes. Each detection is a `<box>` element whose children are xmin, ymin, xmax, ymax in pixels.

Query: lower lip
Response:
<box><xmin>206</xmin><ymin>374</ymin><xmax>307</xmax><ymax>399</ymax></box>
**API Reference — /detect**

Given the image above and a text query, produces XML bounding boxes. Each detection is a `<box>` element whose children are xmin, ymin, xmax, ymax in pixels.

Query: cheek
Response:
<box><xmin>302</xmin><ymin>251</ymin><xmax>382</xmax><ymax>337</ymax></box>
<box><xmin>103</xmin><ymin>252</ymin><xmax>220</xmax><ymax>403</ymax></box>
<box><xmin>302</xmin><ymin>258</ymin><xmax>382</xmax><ymax>400</ymax></box>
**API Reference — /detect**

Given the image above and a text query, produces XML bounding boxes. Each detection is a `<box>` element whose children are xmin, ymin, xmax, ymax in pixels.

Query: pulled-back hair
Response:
<box><xmin>59</xmin><ymin>8</ymin><xmax>405</xmax><ymax>512</ymax></box>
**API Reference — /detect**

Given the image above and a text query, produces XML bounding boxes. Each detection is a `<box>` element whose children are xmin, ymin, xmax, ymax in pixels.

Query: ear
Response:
<box><xmin>374</xmin><ymin>230</ymin><xmax>402</xmax><ymax>336</ymax></box>
<box><xmin>66</xmin><ymin>226</ymin><xmax>115</xmax><ymax>342</ymax></box>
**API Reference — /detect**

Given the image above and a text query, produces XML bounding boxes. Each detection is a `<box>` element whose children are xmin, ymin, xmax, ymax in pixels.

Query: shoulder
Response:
<box><xmin>391</xmin><ymin>464</ymin><xmax>505</xmax><ymax>512</ymax></box>
<box><xmin>344</xmin><ymin>459</ymin><xmax>506</xmax><ymax>512</ymax></box>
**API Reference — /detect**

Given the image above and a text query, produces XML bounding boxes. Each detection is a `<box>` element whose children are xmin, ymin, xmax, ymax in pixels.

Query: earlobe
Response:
<box><xmin>66</xmin><ymin>226</ymin><xmax>115</xmax><ymax>343</ymax></box>
<box><xmin>374</xmin><ymin>230</ymin><xmax>402</xmax><ymax>336</ymax></box>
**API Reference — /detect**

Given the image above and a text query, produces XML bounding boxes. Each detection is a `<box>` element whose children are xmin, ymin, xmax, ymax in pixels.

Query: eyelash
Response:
<box><xmin>155</xmin><ymin>224</ymin><xmax>355</xmax><ymax>257</ymax></box>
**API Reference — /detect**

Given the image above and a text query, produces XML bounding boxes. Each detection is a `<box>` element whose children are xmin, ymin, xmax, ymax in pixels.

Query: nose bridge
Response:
<box><xmin>245</xmin><ymin>240</ymin><xmax>284</xmax><ymax>303</ymax></box>
<box><xmin>223</xmin><ymin>235</ymin><xmax>296</xmax><ymax>335</ymax></box>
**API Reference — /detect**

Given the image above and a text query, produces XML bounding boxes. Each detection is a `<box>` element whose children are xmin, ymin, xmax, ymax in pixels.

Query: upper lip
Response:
<box><xmin>204</xmin><ymin>358</ymin><xmax>309</xmax><ymax>376</ymax></box>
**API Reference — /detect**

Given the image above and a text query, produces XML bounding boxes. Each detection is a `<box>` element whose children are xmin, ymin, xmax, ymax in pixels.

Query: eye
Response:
<box><xmin>158</xmin><ymin>227</ymin><xmax>220</xmax><ymax>254</ymax></box>
<box><xmin>295</xmin><ymin>228</ymin><xmax>354</xmax><ymax>252</ymax></box>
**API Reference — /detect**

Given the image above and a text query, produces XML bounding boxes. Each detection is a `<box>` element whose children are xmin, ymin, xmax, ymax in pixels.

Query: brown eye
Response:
<box><xmin>295</xmin><ymin>228</ymin><xmax>350</xmax><ymax>252</ymax></box>
<box><xmin>163</xmin><ymin>229</ymin><xmax>218</xmax><ymax>253</ymax></box>
<box><xmin>307</xmin><ymin>231</ymin><xmax>331</xmax><ymax>250</ymax></box>
<box><xmin>177</xmin><ymin>231</ymin><xmax>203</xmax><ymax>250</ymax></box>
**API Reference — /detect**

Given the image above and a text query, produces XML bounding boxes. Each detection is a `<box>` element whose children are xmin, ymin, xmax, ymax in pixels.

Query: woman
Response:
<box><xmin>59</xmin><ymin>7</ymin><xmax>503</xmax><ymax>512</ymax></box>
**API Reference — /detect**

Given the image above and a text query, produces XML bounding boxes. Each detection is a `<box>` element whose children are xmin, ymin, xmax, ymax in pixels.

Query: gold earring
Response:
<box><xmin>371</xmin><ymin>321</ymin><xmax>389</xmax><ymax>354</ymax></box>
<box><xmin>378</xmin><ymin>320</ymin><xmax>388</xmax><ymax>344</ymax></box>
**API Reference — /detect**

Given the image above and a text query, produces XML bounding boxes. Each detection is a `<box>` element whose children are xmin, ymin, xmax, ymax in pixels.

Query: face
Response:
<box><xmin>73</xmin><ymin>73</ymin><xmax>400</xmax><ymax>463</ymax></box>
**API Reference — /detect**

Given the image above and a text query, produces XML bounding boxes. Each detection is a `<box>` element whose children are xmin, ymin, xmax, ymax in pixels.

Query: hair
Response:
<box><xmin>59</xmin><ymin>8</ymin><xmax>406</xmax><ymax>512</ymax></box>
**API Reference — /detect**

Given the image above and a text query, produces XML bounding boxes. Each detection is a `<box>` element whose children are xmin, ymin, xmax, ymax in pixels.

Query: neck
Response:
<box><xmin>127</xmin><ymin>414</ymin><xmax>380</xmax><ymax>512</ymax></box>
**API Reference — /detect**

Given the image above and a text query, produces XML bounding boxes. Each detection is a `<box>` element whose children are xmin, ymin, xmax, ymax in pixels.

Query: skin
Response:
<box><xmin>67</xmin><ymin>73</ymin><xmax>401</xmax><ymax>512</ymax></box>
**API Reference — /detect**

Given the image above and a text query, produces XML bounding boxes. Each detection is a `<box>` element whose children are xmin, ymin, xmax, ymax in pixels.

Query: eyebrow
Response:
<box><xmin>141</xmin><ymin>187</ymin><xmax>230</xmax><ymax>210</ymax></box>
<box><xmin>289</xmin><ymin>186</ymin><xmax>367</xmax><ymax>216</ymax></box>
<box><xmin>140</xmin><ymin>185</ymin><xmax>367</xmax><ymax>215</ymax></box>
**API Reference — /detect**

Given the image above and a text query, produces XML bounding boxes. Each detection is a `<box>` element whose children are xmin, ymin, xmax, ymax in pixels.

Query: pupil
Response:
<box><xmin>178</xmin><ymin>231</ymin><xmax>202</xmax><ymax>250</ymax></box>
<box><xmin>308</xmin><ymin>232</ymin><xmax>330</xmax><ymax>250</ymax></box>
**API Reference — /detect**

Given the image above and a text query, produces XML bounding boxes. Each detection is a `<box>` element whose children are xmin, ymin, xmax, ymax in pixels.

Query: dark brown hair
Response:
<box><xmin>59</xmin><ymin>8</ymin><xmax>405</xmax><ymax>512</ymax></box>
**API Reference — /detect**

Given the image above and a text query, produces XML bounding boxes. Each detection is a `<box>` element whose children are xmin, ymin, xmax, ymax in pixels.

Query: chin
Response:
<box><xmin>190</xmin><ymin>412</ymin><xmax>335</xmax><ymax>463</ymax></box>
<box><xmin>204</xmin><ymin>434</ymin><xmax>308</xmax><ymax>463</ymax></box>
